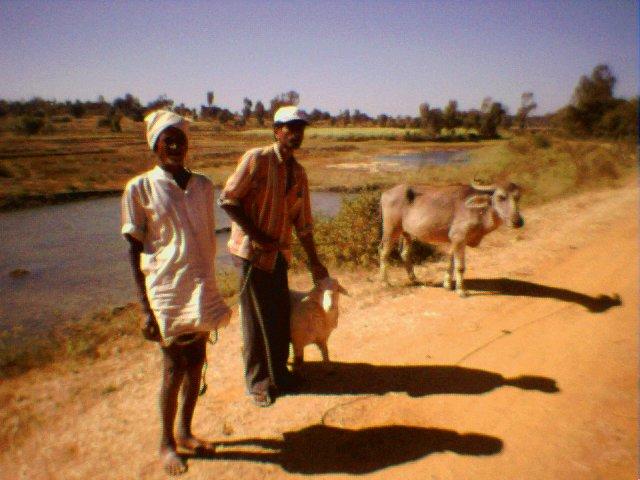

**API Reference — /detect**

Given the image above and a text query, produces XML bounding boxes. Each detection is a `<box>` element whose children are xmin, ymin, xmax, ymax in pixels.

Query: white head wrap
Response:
<box><xmin>144</xmin><ymin>110</ymin><xmax>189</xmax><ymax>150</ymax></box>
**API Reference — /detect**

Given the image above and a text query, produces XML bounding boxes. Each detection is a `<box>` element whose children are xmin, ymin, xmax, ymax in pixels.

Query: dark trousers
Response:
<box><xmin>239</xmin><ymin>253</ymin><xmax>291</xmax><ymax>395</ymax></box>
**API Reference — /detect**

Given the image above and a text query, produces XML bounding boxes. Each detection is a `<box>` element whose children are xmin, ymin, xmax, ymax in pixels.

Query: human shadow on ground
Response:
<box><xmin>191</xmin><ymin>424</ymin><xmax>503</xmax><ymax>474</ymax></box>
<box><xmin>463</xmin><ymin>277</ymin><xmax>622</xmax><ymax>313</ymax></box>
<box><xmin>295</xmin><ymin>362</ymin><xmax>558</xmax><ymax>397</ymax></box>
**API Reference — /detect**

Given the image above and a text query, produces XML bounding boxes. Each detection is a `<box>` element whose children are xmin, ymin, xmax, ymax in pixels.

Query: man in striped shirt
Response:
<box><xmin>219</xmin><ymin>106</ymin><xmax>328</xmax><ymax>407</ymax></box>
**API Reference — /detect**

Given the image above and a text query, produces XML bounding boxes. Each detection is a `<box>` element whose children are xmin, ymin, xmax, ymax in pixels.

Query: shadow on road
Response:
<box><xmin>464</xmin><ymin>277</ymin><xmax>621</xmax><ymax>313</ymax></box>
<box><xmin>193</xmin><ymin>424</ymin><xmax>503</xmax><ymax>474</ymax></box>
<box><xmin>294</xmin><ymin>361</ymin><xmax>558</xmax><ymax>397</ymax></box>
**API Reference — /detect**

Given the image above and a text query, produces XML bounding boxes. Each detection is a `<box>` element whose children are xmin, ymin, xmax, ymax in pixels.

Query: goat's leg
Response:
<box><xmin>400</xmin><ymin>233</ymin><xmax>418</xmax><ymax>284</ymax></box>
<box><xmin>452</xmin><ymin>244</ymin><xmax>467</xmax><ymax>297</ymax></box>
<box><xmin>317</xmin><ymin>341</ymin><xmax>330</xmax><ymax>362</ymax></box>
<box><xmin>292</xmin><ymin>344</ymin><xmax>304</xmax><ymax>373</ymax></box>
<box><xmin>317</xmin><ymin>341</ymin><xmax>336</xmax><ymax>374</ymax></box>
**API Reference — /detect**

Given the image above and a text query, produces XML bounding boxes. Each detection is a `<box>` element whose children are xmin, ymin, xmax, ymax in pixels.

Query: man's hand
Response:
<box><xmin>140</xmin><ymin>311</ymin><xmax>161</xmax><ymax>342</ymax></box>
<box><xmin>220</xmin><ymin>203</ymin><xmax>280</xmax><ymax>253</ymax></box>
<box><xmin>310</xmin><ymin>262</ymin><xmax>329</xmax><ymax>284</ymax></box>
<box><xmin>251</xmin><ymin>233</ymin><xmax>279</xmax><ymax>252</ymax></box>
<box><xmin>126</xmin><ymin>236</ymin><xmax>161</xmax><ymax>342</ymax></box>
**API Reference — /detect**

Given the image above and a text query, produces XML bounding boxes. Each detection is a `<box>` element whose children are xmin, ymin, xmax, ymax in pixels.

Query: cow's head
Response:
<box><xmin>471</xmin><ymin>181</ymin><xmax>524</xmax><ymax>228</ymax></box>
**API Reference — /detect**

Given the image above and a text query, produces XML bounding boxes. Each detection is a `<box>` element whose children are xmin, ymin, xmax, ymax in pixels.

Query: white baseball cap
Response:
<box><xmin>273</xmin><ymin>106</ymin><xmax>308</xmax><ymax>126</ymax></box>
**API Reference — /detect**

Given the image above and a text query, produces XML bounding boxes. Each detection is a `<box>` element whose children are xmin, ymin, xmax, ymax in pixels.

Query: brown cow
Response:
<box><xmin>379</xmin><ymin>181</ymin><xmax>524</xmax><ymax>297</ymax></box>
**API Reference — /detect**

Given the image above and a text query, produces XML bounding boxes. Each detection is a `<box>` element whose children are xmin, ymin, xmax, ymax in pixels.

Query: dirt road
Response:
<box><xmin>2</xmin><ymin>184</ymin><xmax>637</xmax><ymax>479</ymax></box>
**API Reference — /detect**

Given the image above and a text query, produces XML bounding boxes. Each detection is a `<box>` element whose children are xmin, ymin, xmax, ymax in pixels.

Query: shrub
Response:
<box><xmin>317</xmin><ymin>191</ymin><xmax>382</xmax><ymax>267</ymax></box>
<box><xmin>292</xmin><ymin>191</ymin><xmax>437</xmax><ymax>269</ymax></box>
<box><xmin>532</xmin><ymin>133</ymin><xmax>551</xmax><ymax>149</ymax></box>
<box><xmin>404</xmin><ymin>130</ymin><xmax>431</xmax><ymax>142</ymax></box>
<box><xmin>507</xmin><ymin>137</ymin><xmax>532</xmax><ymax>155</ymax></box>
<box><xmin>0</xmin><ymin>161</ymin><xmax>14</xmax><ymax>178</ymax></box>
<box><xmin>18</xmin><ymin>116</ymin><xmax>45</xmax><ymax>135</ymax></box>
<box><xmin>51</xmin><ymin>115</ymin><xmax>72</xmax><ymax>123</ymax></box>
<box><xmin>467</xmin><ymin>132</ymin><xmax>480</xmax><ymax>142</ymax></box>
<box><xmin>69</xmin><ymin>101</ymin><xmax>86</xmax><ymax>119</ymax></box>
<box><xmin>96</xmin><ymin>117</ymin><xmax>111</xmax><ymax>128</ymax></box>
<box><xmin>96</xmin><ymin>114</ymin><xmax>121</xmax><ymax>132</ymax></box>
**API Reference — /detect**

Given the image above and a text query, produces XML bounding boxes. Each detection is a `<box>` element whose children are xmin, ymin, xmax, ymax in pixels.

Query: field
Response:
<box><xmin>0</xmin><ymin>116</ymin><xmax>636</xmax><ymax>210</ymax></box>
<box><xmin>0</xmin><ymin>117</ymin><xmax>483</xmax><ymax>207</ymax></box>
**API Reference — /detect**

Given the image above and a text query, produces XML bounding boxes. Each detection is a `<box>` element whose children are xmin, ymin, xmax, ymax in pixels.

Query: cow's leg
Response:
<box><xmin>452</xmin><ymin>243</ymin><xmax>467</xmax><ymax>297</ymax></box>
<box><xmin>400</xmin><ymin>233</ymin><xmax>418</xmax><ymax>284</ymax></box>
<box><xmin>443</xmin><ymin>253</ymin><xmax>454</xmax><ymax>290</ymax></box>
<box><xmin>379</xmin><ymin>228</ymin><xmax>401</xmax><ymax>284</ymax></box>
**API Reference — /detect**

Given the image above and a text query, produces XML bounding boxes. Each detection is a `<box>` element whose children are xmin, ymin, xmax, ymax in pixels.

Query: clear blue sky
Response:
<box><xmin>1</xmin><ymin>0</ymin><xmax>637</xmax><ymax>116</ymax></box>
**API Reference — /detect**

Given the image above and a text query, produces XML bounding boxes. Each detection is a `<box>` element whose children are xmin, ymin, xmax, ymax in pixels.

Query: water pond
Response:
<box><xmin>0</xmin><ymin>191</ymin><xmax>342</xmax><ymax>331</ymax></box>
<box><xmin>376</xmin><ymin>149</ymin><xmax>470</xmax><ymax>168</ymax></box>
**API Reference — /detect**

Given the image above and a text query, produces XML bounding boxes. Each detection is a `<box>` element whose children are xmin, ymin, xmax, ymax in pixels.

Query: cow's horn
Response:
<box><xmin>465</xmin><ymin>194</ymin><xmax>491</xmax><ymax>209</ymax></box>
<box><xmin>471</xmin><ymin>180</ymin><xmax>496</xmax><ymax>192</ymax></box>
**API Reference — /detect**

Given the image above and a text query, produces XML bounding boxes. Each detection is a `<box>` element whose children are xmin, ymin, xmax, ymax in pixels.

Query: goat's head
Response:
<box><xmin>308</xmin><ymin>277</ymin><xmax>349</xmax><ymax>314</ymax></box>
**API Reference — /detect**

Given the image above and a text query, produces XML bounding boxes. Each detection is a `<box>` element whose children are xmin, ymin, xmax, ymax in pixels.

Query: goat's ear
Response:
<box><xmin>337</xmin><ymin>281</ymin><xmax>349</xmax><ymax>296</ymax></box>
<box><xmin>465</xmin><ymin>194</ymin><xmax>490</xmax><ymax>210</ymax></box>
<box><xmin>307</xmin><ymin>288</ymin><xmax>324</xmax><ymax>305</ymax></box>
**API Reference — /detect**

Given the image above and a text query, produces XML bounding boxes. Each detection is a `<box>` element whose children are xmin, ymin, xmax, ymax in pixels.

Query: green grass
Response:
<box><xmin>241</xmin><ymin>126</ymin><xmax>482</xmax><ymax>141</ymax></box>
<box><xmin>240</xmin><ymin>126</ymin><xmax>413</xmax><ymax>140</ymax></box>
<box><xmin>392</xmin><ymin>135</ymin><xmax>637</xmax><ymax>207</ymax></box>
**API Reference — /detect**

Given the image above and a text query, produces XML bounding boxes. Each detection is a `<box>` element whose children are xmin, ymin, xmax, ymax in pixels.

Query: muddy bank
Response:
<box><xmin>0</xmin><ymin>189</ymin><xmax>123</xmax><ymax>211</ymax></box>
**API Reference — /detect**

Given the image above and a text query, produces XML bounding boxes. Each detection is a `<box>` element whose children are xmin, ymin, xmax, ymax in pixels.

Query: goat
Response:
<box><xmin>290</xmin><ymin>277</ymin><xmax>348</xmax><ymax>372</ymax></box>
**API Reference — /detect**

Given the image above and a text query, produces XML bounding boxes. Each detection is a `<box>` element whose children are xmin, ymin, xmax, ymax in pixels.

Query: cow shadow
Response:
<box><xmin>294</xmin><ymin>361</ymin><xmax>558</xmax><ymax>397</ymax></box>
<box><xmin>463</xmin><ymin>277</ymin><xmax>622</xmax><ymax>313</ymax></box>
<box><xmin>191</xmin><ymin>424</ymin><xmax>503</xmax><ymax>474</ymax></box>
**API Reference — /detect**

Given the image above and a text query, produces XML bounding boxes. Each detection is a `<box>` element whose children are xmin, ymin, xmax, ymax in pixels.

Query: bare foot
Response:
<box><xmin>176</xmin><ymin>435</ymin><xmax>216</xmax><ymax>454</ymax></box>
<box><xmin>161</xmin><ymin>447</ymin><xmax>187</xmax><ymax>476</ymax></box>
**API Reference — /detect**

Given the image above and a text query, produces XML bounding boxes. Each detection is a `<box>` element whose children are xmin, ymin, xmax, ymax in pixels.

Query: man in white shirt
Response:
<box><xmin>121</xmin><ymin>110</ymin><xmax>230</xmax><ymax>475</ymax></box>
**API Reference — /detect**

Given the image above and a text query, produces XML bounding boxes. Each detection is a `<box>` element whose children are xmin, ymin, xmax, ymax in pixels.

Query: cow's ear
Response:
<box><xmin>465</xmin><ymin>194</ymin><xmax>490</xmax><ymax>209</ymax></box>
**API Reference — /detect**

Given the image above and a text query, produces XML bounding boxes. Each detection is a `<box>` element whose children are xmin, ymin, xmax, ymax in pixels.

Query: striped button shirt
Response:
<box><xmin>218</xmin><ymin>143</ymin><xmax>313</xmax><ymax>272</ymax></box>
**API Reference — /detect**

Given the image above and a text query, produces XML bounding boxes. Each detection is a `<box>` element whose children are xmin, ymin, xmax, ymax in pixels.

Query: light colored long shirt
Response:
<box><xmin>121</xmin><ymin>166</ymin><xmax>231</xmax><ymax>345</ymax></box>
<box><xmin>218</xmin><ymin>143</ymin><xmax>313</xmax><ymax>272</ymax></box>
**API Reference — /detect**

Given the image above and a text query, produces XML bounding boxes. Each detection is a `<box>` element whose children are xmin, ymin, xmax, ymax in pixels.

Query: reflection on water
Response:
<box><xmin>376</xmin><ymin>149</ymin><xmax>470</xmax><ymax>168</ymax></box>
<box><xmin>0</xmin><ymin>191</ymin><xmax>342</xmax><ymax>331</ymax></box>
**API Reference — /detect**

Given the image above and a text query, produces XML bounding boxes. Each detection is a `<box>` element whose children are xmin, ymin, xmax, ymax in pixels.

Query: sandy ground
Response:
<box><xmin>1</xmin><ymin>183</ymin><xmax>637</xmax><ymax>480</ymax></box>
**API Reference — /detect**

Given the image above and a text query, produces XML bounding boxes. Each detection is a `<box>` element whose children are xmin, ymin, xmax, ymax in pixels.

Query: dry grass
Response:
<box><xmin>0</xmin><ymin>269</ymin><xmax>239</xmax><ymax>379</ymax></box>
<box><xmin>0</xmin><ymin>118</ymin><xmax>494</xmax><ymax>207</ymax></box>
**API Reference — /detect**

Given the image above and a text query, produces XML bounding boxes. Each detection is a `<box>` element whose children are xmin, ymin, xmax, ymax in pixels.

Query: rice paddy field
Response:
<box><xmin>0</xmin><ymin>115</ymin><xmax>636</xmax><ymax>210</ymax></box>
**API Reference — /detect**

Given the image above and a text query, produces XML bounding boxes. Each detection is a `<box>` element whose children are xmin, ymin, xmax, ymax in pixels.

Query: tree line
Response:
<box><xmin>0</xmin><ymin>64</ymin><xmax>636</xmax><ymax>139</ymax></box>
